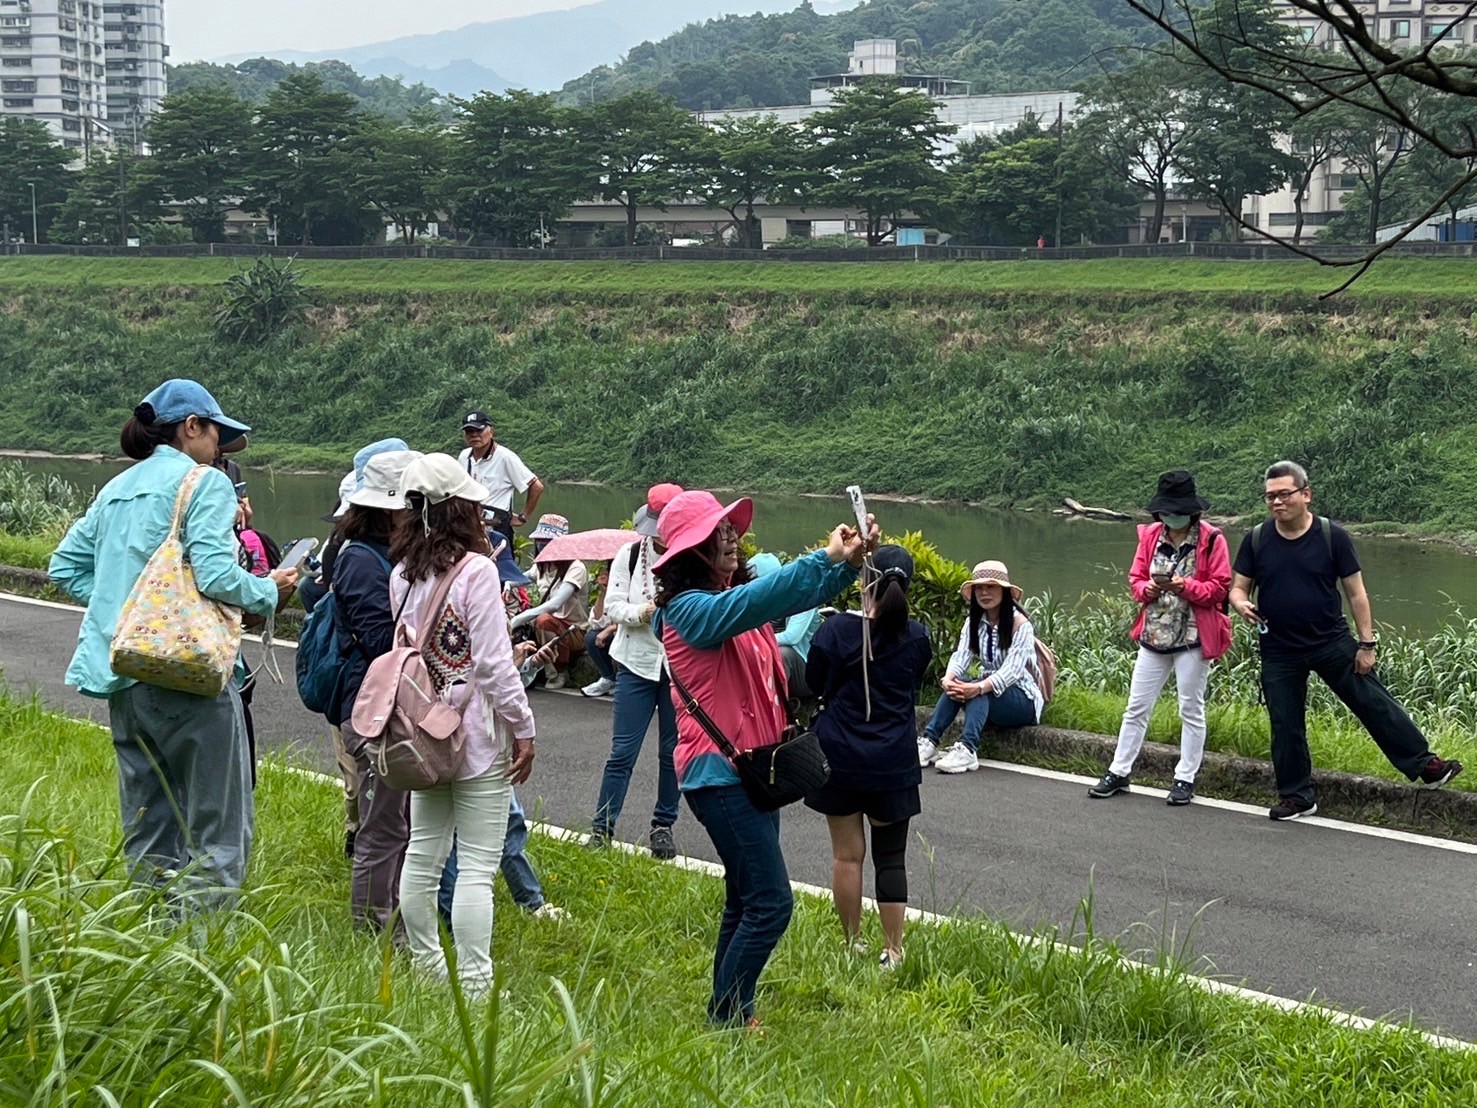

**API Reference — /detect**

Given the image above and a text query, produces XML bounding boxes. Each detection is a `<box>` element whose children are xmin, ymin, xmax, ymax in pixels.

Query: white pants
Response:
<box><xmin>1109</xmin><ymin>646</ymin><xmax>1210</xmax><ymax>783</ymax></box>
<box><xmin>399</xmin><ymin>762</ymin><xmax>512</xmax><ymax>994</ymax></box>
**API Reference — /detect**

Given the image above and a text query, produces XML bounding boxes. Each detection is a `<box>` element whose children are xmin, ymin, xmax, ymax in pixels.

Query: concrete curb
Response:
<box><xmin>943</xmin><ymin>718</ymin><xmax>1477</xmax><ymax>839</ymax></box>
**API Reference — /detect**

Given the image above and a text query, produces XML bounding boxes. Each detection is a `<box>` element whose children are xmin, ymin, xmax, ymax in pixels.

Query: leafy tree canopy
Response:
<box><xmin>168</xmin><ymin>58</ymin><xmax>451</xmax><ymax>122</ymax></box>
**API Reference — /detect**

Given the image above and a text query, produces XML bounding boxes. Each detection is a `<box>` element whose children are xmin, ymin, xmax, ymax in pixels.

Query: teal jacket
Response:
<box><xmin>49</xmin><ymin>446</ymin><xmax>280</xmax><ymax>698</ymax></box>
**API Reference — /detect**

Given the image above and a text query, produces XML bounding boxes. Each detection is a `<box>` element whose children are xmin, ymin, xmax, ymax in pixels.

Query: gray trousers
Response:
<box><xmin>108</xmin><ymin>681</ymin><xmax>253</xmax><ymax>907</ymax></box>
<box><xmin>345</xmin><ymin>720</ymin><xmax>411</xmax><ymax>933</ymax></box>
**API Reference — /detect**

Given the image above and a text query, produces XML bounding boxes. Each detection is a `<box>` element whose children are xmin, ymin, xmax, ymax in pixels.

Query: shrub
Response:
<box><xmin>214</xmin><ymin>257</ymin><xmax>310</xmax><ymax>346</ymax></box>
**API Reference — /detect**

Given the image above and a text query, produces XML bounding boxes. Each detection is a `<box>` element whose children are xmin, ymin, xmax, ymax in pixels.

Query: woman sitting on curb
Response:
<box><xmin>1089</xmin><ymin>471</ymin><xmax>1232</xmax><ymax>807</ymax></box>
<box><xmin>917</xmin><ymin>561</ymin><xmax>1044</xmax><ymax>775</ymax></box>
<box><xmin>511</xmin><ymin>513</ymin><xmax>588</xmax><ymax>689</ymax></box>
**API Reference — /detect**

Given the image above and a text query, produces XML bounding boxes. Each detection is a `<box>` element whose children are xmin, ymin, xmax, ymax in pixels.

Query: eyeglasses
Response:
<box><xmin>716</xmin><ymin>520</ymin><xmax>738</xmax><ymax>541</ymax></box>
<box><xmin>1264</xmin><ymin>486</ymin><xmax>1308</xmax><ymax>504</ymax></box>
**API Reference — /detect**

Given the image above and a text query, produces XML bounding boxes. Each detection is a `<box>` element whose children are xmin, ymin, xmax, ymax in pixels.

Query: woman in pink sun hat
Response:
<box><xmin>653</xmin><ymin>489</ymin><xmax>877</xmax><ymax>1028</ymax></box>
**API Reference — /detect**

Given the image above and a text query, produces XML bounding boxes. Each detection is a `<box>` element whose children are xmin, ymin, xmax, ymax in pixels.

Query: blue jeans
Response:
<box><xmin>685</xmin><ymin>784</ymin><xmax>794</xmax><ymax>1024</ymax></box>
<box><xmin>593</xmin><ymin>665</ymin><xmax>680</xmax><ymax>834</ymax></box>
<box><xmin>924</xmin><ymin>686</ymin><xmax>1037</xmax><ymax>753</ymax></box>
<box><xmin>585</xmin><ymin>629</ymin><xmax>616</xmax><ymax>682</ymax></box>
<box><xmin>436</xmin><ymin>789</ymin><xmax>546</xmax><ymax>920</ymax></box>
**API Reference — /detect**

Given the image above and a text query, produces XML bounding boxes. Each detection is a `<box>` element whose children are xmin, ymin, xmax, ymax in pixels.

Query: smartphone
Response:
<box><xmin>1152</xmin><ymin>572</ymin><xmax>1174</xmax><ymax>585</ymax></box>
<box><xmin>845</xmin><ymin>485</ymin><xmax>870</xmax><ymax>536</ymax></box>
<box><xmin>277</xmin><ymin>537</ymin><xmax>320</xmax><ymax>573</ymax></box>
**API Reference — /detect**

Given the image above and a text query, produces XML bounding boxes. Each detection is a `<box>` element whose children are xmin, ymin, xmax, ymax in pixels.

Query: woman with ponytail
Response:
<box><xmin>803</xmin><ymin>544</ymin><xmax>932</xmax><ymax>969</ymax></box>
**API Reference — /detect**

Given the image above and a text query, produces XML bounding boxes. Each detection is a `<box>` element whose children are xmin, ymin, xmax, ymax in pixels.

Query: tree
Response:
<box><xmin>1322</xmin><ymin>100</ymin><xmax>1413</xmax><ymax>245</ymax></box>
<box><xmin>138</xmin><ymin>87</ymin><xmax>253</xmax><ymax>242</ymax></box>
<box><xmin>245</xmin><ymin>73</ymin><xmax>375</xmax><ymax>246</ymax></box>
<box><xmin>1121</xmin><ymin>0</ymin><xmax>1477</xmax><ymax>282</ymax></box>
<box><xmin>1285</xmin><ymin>109</ymin><xmax>1342</xmax><ymax>246</ymax></box>
<box><xmin>691</xmin><ymin>115</ymin><xmax>809</xmax><ymax>249</ymax></box>
<box><xmin>1396</xmin><ymin>86</ymin><xmax>1477</xmax><ymax>241</ymax></box>
<box><xmin>452</xmin><ymin>90</ymin><xmax>589</xmax><ymax>248</ymax></box>
<box><xmin>0</xmin><ymin>118</ymin><xmax>76</xmax><ymax>243</ymax></box>
<box><xmin>50</xmin><ymin>152</ymin><xmax>163</xmax><ymax>245</ymax></box>
<box><xmin>1076</xmin><ymin>56</ymin><xmax>1188</xmax><ymax>244</ymax></box>
<box><xmin>578</xmin><ymin>91</ymin><xmax>702</xmax><ymax>246</ymax></box>
<box><xmin>1170</xmin><ymin>0</ymin><xmax>1297</xmax><ymax>240</ymax></box>
<box><xmin>947</xmin><ymin>119</ymin><xmax>1134</xmax><ymax>246</ymax></box>
<box><xmin>806</xmin><ymin>81</ymin><xmax>957</xmax><ymax>245</ymax></box>
<box><xmin>350</xmin><ymin>111</ymin><xmax>451</xmax><ymax>244</ymax></box>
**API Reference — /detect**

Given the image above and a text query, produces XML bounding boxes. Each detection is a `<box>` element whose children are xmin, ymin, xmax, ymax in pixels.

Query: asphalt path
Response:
<box><xmin>3</xmin><ymin>594</ymin><xmax>1475</xmax><ymax>1040</ymax></box>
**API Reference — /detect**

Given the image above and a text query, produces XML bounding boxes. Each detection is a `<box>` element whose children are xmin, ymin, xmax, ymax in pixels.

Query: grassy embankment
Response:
<box><xmin>4</xmin><ymin>257</ymin><xmax>1477</xmax><ymax>537</ymax></box>
<box><xmin>2</xmin><ymin>690</ymin><xmax>1475</xmax><ymax>1105</ymax></box>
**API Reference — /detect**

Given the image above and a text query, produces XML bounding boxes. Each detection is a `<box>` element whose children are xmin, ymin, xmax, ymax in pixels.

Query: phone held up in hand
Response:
<box><xmin>277</xmin><ymin>537</ymin><xmax>320</xmax><ymax>573</ymax></box>
<box><xmin>845</xmin><ymin>485</ymin><xmax>869</xmax><ymax>538</ymax></box>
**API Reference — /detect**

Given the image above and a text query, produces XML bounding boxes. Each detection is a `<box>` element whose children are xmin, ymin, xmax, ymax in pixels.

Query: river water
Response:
<box><xmin>15</xmin><ymin>457</ymin><xmax>1473</xmax><ymax>637</ymax></box>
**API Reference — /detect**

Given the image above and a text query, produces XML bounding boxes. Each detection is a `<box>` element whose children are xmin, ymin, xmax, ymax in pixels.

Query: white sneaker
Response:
<box><xmin>545</xmin><ymin>668</ymin><xmax>569</xmax><ymax>691</ymax></box>
<box><xmin>935</xmin><ymin>745</ymin><xmax>979</xmax><ymax>774</ymax></box>
<box><xmin>581</xmin><ymin>676</ymin><xmax>616</xmax><ymax>698</ymax></box>
<box><xmin>917</xmin><ymin>736</ymin><xmax>940</xmax><ymax>767</ymax></box>
<box><xmin>531</xmin><ymin>903</ymin><xmax>567</xmax><ymax>921</ymax></box>
<box><xmin>879</xmin><ymin>948</ymin><xmax>905</xmax><ymax>970</ymax></box>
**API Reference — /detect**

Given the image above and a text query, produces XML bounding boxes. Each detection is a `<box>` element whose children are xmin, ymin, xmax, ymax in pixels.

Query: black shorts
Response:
<box><xmin>805</xmin><ymin>782</ymin><xmax>920</xmax><ymax>824</ymax></box>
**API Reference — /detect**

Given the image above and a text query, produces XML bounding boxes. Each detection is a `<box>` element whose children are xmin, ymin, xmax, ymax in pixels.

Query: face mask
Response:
<box><xmin>1159</xmin><ymin>514</ymin><xmax>1192</xmax><ymax>530</ymax></box>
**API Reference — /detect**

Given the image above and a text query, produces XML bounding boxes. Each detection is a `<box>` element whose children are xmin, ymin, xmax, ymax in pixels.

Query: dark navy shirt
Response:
<box><xmin>331</xmin><ymin>539</ymin><xmax>395</xmax><ymax>725</ymax></box>
<box><xmin>1233</xmin><ymin>517</ymin><xmax>1361</xmax><ymax>659</ymax></box>
<box><xmin>806</xmin><ymin>613</ymin><xmax>933</xmax><ymax>792</ymax></box>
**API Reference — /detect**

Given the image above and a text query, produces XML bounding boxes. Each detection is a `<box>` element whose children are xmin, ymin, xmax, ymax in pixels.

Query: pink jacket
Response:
<box><xmin>1128</xmin><ymin>521</ymin><xmax>1233</xmax><ymax>661</ymax></box>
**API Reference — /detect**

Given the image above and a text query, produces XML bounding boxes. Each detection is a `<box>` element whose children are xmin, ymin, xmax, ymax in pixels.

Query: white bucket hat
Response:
<box><xmin>399</xmin><ymin>452</ymin><xmax>490</xmax><ymax>505</ymax></box>
<box><xmin>346</xmin><ymin>450</ymin><xmax>423</xmax><ymax>511</ymax></box>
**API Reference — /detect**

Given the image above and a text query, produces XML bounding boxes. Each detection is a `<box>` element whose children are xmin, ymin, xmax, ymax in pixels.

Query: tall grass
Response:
<box><xmin>0</xmin><ymin>462</ymin><xmax>88</xmax><ymax>570</ymax></box>
<box><xmin>2</xmin><ymin>692</ymin><xmax>1475</xmax><ymax>1105</ymax></box>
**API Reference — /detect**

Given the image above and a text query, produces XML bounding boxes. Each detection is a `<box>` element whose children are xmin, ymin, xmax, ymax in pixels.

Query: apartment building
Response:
<box><xmin>1245</xmin><ymin>0</ymin><xmax>1477</xmax><ymax>238</ymax></box>
<box><xmin>103</xmin><ymin>0</ymin><xmax>165</xmax><ymax>141</ymax></box>
<box><xmin>0</xmin><ymin>0</ymin><xmax>110</xmax><ymax>149</ymax></box>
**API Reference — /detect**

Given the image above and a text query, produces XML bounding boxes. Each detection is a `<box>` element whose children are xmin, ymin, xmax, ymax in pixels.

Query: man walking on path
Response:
<box><xmin>457</xmin><ymin>410</ymin><xmax>544</xmax><ymax>548</ymax></box>
<box><xmin>1229</xmin><ymin>461</ymin><xmax>1463</xmax><ymax>821</ymax></box>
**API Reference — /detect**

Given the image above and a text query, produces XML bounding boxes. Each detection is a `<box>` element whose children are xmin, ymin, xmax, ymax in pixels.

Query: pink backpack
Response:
<box><xmin>351</xmin><ymin>554</ymin><xmax>476</xmax><ymax>791</ymax></box>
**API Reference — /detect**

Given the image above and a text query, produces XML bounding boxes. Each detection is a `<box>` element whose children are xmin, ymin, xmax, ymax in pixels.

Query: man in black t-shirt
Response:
<box><xmin>1229</xmin><ymin>461</ymin><xmax>1463</xmax><ymax>821</ymax></box>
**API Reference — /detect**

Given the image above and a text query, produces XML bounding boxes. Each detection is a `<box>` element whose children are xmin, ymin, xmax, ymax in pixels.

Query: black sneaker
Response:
<box><xmin>1419</xmin><ymin>756</ymin><xmax>1464</xmax><ymax>788</ymax></box>
<box><xmin>1166</xmin><ymin>780</ymin><xmax>1195</xmax><ymax>806</ymax></box>
<box><xmin>585</xmin><ymin>828</ymin><xmax>611</xmax><ymax>850</ymax></box>
<box><xmin>1088</xmin><ymin>772</ymin><xmax>1131</xmax><ymax>798</ymax></box>
<box><xmin>649</xmin><ymin>826</ymin><xmax>677</xmax><ymax>861</ymax></box>
<box><xmin>1269</xmin><ymin>796</ymin><xmax>1318</xmax><ymax>821</ymax></box>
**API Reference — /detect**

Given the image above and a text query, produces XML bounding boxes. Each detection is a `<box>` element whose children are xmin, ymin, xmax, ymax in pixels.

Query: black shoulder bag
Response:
<box><xmin>666</xmin><ymin>660</ymin><xmax>830</xmax><ymax>812</ymax></box>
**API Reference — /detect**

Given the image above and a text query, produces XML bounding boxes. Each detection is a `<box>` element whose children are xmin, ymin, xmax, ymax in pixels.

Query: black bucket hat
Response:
<box><xmin>1146</xmin><ymin>471</ymin><xmax>1210</xmax><ymax>516</ymax></box>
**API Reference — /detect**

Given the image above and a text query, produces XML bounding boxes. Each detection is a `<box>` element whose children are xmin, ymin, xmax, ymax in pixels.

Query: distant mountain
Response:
<box><xmin>554</xmin><ymin>0</ymin><xmax>1159</xmax><ymax>110</ymax></box>
<box><xmin>222</xmin><ymin>0</ymin><xmax>856</xmax><ymax>97</ymax></box>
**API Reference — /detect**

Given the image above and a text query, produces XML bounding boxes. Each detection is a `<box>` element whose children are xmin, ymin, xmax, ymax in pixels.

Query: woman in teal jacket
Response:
<box><xmin>49</xmin><ymin>380</ymin><xmax>297</xmax><ymax>906</ymax></box>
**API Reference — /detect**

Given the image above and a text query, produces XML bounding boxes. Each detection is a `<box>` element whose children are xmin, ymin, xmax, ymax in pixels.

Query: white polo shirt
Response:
<box><xmin>456</xmin><ymin>445</ymin><xmax>536</xmax><ymax>512</ymax></box>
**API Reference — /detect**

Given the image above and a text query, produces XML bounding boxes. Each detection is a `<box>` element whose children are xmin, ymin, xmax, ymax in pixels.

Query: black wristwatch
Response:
<box><xmin>1357</xmin><ymin>639</ymin><xmax>1379</xmax><ymax>651</ymax></box>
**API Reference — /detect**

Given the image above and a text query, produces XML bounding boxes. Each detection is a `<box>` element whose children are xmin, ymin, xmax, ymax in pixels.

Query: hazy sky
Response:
<box><xmin>169</xmin><ymin>0</ymin><xmax>584</xmax><ymax>62</ymax></box>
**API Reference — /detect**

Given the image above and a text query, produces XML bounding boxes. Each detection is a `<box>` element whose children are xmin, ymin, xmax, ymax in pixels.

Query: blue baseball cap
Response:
<box><xmin>140</xmin><ymin>379</ymin><xmax>251</xmax><ymax>447</ymax></box>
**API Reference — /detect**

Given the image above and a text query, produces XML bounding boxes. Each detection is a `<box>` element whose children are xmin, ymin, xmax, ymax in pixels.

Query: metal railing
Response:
<box><xmin>4</xmin><ymin>240</ymin><xmax>1476</xmax><ymax>262</ymax></box>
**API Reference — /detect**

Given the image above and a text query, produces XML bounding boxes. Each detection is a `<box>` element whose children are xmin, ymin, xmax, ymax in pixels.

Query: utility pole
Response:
<box><xmin>1053</xmin><ymin>100</ymin><xmax>1064</xmax><ymax>250</ymax></box>
<box><xmin>29</xmin><ymin>182</ymin><xmax>37</xmax><ymax>245</ymax></box>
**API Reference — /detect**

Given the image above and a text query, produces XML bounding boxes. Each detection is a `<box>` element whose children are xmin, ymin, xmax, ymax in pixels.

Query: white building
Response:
<box><xmin>700</xmin><ymin>39</ymin><xmax>1077</xmax><ymax>154</ymax></box>
<box><xmin>0</xmin><ymin>0</ymin><xmax>110</xmax><ymax>150</ymax></box>
<box><xmin>103</xmin><ymin>0</ymin><xmax>166</xmax><ymax>142</ymax></box>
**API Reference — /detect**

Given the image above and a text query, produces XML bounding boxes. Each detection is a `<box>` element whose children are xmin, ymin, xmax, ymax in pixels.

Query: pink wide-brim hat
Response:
<box><xmin>961</xmin><ymin>559</ymin><xmax>1023</xmax><ymax>601</ymax></box>
<box><xmin>652</xmin><ymin>491</ymin><xmax>754</xmax><ymax>572</ymax></box>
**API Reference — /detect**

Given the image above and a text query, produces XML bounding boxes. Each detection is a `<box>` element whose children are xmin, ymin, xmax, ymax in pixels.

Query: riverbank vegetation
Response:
<box><xmin>4</xmin><ymin>259</ymin><xmax>1477</xmax><ymax>535</ymax></box>
<box><xmin>2</xmin><ymin>692</ymin><xmax>1473</xmax><ymax>1104</ymax></box>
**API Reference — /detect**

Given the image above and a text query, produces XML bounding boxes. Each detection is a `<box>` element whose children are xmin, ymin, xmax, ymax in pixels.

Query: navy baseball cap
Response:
<box><xmin>462</xmin><ymin>410</ymin><xmax>493</xmax><ymax>431</ymax></box>
<box><xmin>139</xmin><ymin>379</ymin><xmax>251</xmax><ymax>447</ymax></box>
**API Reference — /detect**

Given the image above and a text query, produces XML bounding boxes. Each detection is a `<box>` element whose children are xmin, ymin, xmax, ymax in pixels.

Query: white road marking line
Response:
<box><xmin>977</xmin><ymin>759</ymin><xmax>1477</xmax><ymax>856</ymax></box>
<box><xmin>263</xmin><ymin>761</ymin><xmax>1475</xmax><ymax>1052</ymax></box>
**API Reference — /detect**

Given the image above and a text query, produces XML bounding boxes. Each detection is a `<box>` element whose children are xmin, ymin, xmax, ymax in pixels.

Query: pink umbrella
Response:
<box><xmin>532</xmin><ymin>528</ymin><xmax>641</xmax><ymax>564</ymax></box>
